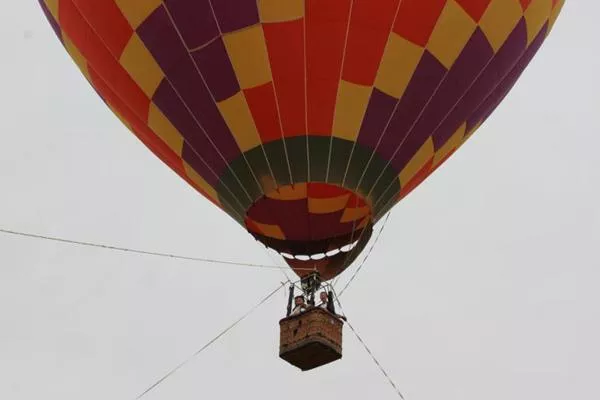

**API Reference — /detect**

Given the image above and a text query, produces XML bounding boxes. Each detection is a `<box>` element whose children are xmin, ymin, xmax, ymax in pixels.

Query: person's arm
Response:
<box><xmin>327</xmin><ymin>292</ymin><xmax>336</xmax><ymax>314</ymax></box>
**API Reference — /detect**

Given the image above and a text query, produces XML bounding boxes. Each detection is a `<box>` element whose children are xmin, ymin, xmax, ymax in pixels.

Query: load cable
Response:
<box><xmin>345</xmin><ymin>320</ymin><xmax>406</xmax><ymax>399</ymax></box>
<box><xmin>0</xmin><ymin>227</ymin><xmax>314</xmax><ymax>271</ymax></box>
<box><xmin>331</xmin><ymin>284</ymin><xmax>406</xmax><ymax>400</ymax></box>
<box><xmin>337</xmin><ymin>211</ymin><xmax>392</xmax><ymax>297</ymax></box>
<box><xmin>134</xmin><ymin>281</ymin><xmax>287</xmax><ymax>399</ymax></box>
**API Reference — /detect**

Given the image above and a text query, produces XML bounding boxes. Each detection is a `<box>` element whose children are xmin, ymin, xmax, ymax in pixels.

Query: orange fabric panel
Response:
<box><xmin>244</xmin><ymin>82</ymin><xmax>283</xmax><ymax>143</ymax></box>
<box><xmin>88</xmin><ymin>67</ymin><xmax>185</xmax><ymax>180</ymax></box>
<box><xmin>59</xmin><ymin>0</ymin><xmax>150</xmax><ymax>120</ymax></box>
<box><xmin>306</xmin><ymin>0</ymin><xmax>351</xmax><ymax>135</ymax></box>
<box><xmin>342</xmin><ymin>0</ymin><xmax>401</xmax><ymax>85</ymax></box>
<box><xmin>393</xmin><ymin>0</ymin><xmax>447</xmax><ymax>46</ymax></box>
<box><xmin>520</xmin><ymin>0</ymin><xmax>533</xmax><ymax>10</ymax></box>
<box><xmin>263</xmin><ymin>19</ymin><xmax>306</xmax><ymax>138</ymax></box>
<box><xmin>455</xmin><ymin>0</ymin><xmax>493</xmax><ymax>21</ymax></box>
<box><xmin>71</xmin><ymin>0</ymin><xmax>134</xmax><ymax>57</ymax></box>
<box><xmin>308</xmin><ymin>195</ymin><xmax>350</xmax><ymax>214</ymax></box>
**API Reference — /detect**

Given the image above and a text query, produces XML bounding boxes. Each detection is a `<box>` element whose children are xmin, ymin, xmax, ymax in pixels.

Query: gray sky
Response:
<box><xmin>1</xmin><ymin>2</ymin><xmax>598</xmax><ymax>400</ymax></box>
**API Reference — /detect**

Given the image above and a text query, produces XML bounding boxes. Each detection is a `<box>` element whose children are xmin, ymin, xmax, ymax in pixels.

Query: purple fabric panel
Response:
<box><xmin>163</xmin><ymin>0</ymin><xmax>219</xmax><ymax>49</ymax></box>
<box><xmin>181</xmin><ymin>142</ymin><xmax>219</xmax><ymax>186</ymax></box>
<box><xmin>309</xmin><ymin>212</ymin><xmax>356</xmax><ymax>241</ymax></box>
<box><xmin>268</xmin><ymin>199</ymin><xmax>311</xmax><ymax>241</ymax></box>
<box><xmin>466</xmin><ymin>22</ymin><xmax>549</xmax><ymax>132</ymax></box>
<box><xmin>137</xmin><ymin>6</ymin><xmax>241</xmax><ymax>163</ymax></box>
<box><xmin>153</xmin><ymin>79</ymin><xmax>227</xmax><ymax>179</ymax></box>
<box><xmin>356</xmin><ymin>89</ymin><xmax>399</xmax><ymax>152</ymax></box>
<box><xmin>164</xmin><ymin>59</ymin><xmax>241</xmax><ymax>162</ymax></box>
<box><xmin>246</xmin><ymin>198</ymin><xmax>280</xmax><ymax>225</ymax></box>
<box><xmin>432</xmin><ymin>19</ymin><xmax>528</xmax><ymax>149</ymax></box>
<box><xmin>191</xmin><ymin>38</ymin><xmax>240</xmax><ymax>102</ymax></box>
<box><xmin>137</xmin><ymin>6</ymin><xmax>188</xmax><ymax>73</ymax></box>
<box><xmin>211</xmin><ymin>0</ymin><xmax>259</xmax><ymax>33</ymax></box>
<box><xmin>390</xmin><ymin>28</ymin><xmax>494</xmax><ymax>171</ymax></box>
<box><xmin>39</xmin><ymin>0</ymin><xmax>62</xmax><ymax>42</ymax></box>
<box><xmin>372</xmin><ymin>51</ymin><xmax>447</xmax><ymax>163</ymax></box>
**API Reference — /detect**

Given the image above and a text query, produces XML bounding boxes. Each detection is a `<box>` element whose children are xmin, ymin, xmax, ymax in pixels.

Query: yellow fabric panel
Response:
<box><xmin>374</xmin><ymin>33</ymin><xmax>424</xmax><ymax>99</ymax></box>
<box><xmin>63</xmin><ymin>34</ymin><xmax>91</xmax><ymax>82</ymax></box>
<box><xmin>341</xmin><ymin>206</ymin><xmax>370</xmax><ymax>223</ymax></box>
<box><xmin>250</xmin><ymin>221</ymin><xmax>286</xmax><ymax>240</ymax></box>
<box><xmin>427</xmin><ymin>0</ymin><xmax>477</xmax><ymax>69</ymax></box>
<box><xmin>549</xmin><ymin>0</ymin><xmax>566</xmax><ymax>33</ymax></box>
<box><xmin>258</xmin><ymin>0</ymin><xmax>304</xmax><ymax>22</ymax></box>
<box><xmin>525</xmin><ymin>0</ymin><xmax>553</xmax><ymax>45</ymax></box>
<box><xmin>267</xmin><ymin>183</ymin><xmax>307</xmax><ymax>200</ymax></box>
<box><xmin>183</xmin><ymin>162</ymin><xmax>220</xmax><ymax>206</ymax></box>
<box><xmin>433</xmin><ymin>123</ymin><xmax>465</xmax><ymax>167</ymax></box>
<box><xmin>223</xmin><ymin>25</ymin><xmax>272</xmax><ymax>89</ymax></box>
<box><xmin>148</xmin><ymin>103</ymin><xmax>184</xmax><ymax>155</ymax></box>
<box><xmin>480</xmin><ymin>0</ymin><xmax>524</xmax><ymax>52</ymax></box>
<box><xmin>120</xmin><ymin>34</ymin><xmax>164</xmax><ymax>98</ymax></box>
<box><xmin>114</xmin><ymin>0</ymin><xmax>162</xmax><ymax>29</ymax></box>
<box><xmin>43</xmin><ymin>0</ymin><xmax>59</xmax><ymax>20</ymax></box>
<box><xmin>308</xmin><ymin>195</ymin><xmax>351</xmax><ymax>214</ymax></box>
<box><xmin>217</xmin><ymin>92</ymin><xmax>262</xmax><ymax>152</ymax></box>
<box><xmin>332</xmin><ymin>81</ymin><xmax>372</xmax><ymax>141</ymax></box>
<box><xmin>399</xmin><ymin>137</ymin><xmax>435</xmax><ymax>186</ymax></box>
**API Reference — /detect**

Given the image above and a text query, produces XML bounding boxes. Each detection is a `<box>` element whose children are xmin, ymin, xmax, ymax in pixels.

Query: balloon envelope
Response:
<box><xmin>39</xmin><ymin>0</ymin><xmax>564</xmax><ymax>279</ymax></box>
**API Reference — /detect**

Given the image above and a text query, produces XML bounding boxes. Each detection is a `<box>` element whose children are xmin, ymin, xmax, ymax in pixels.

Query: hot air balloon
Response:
<box><xmin>39</xmin><ymin>0</ymin><xmax>564</xmax><ymax>371</ymax></box>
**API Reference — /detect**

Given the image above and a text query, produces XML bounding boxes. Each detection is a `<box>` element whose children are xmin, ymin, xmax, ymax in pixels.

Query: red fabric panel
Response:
<box><xmin>342</xmin><ymin>0</ymin><xmax>401</xmax><ymax>85</ymax></box>
<box><xmin>306</xmin><ymin>0</ymin><xmax>351</xmax><ymax>135</ymax></box>
<box><xmin>263</xmin><ymin>19</ymin><xmax>306</xmax><ymax>138</ymax></box>
<box><xmin>393</xmin><ymin>0</ymin><xmax>447</xmax><ymax>46</ymax></box>
<box><xmin>244</xmin><ymin>82</ymin><xmax>283</xmax><ymax>143</ymax></box>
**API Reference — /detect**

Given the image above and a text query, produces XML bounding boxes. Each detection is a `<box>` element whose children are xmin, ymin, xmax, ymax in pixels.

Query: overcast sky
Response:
<box><xmin>1</xmin><ymin>2</ymin><xmax>598</xmax><ymax>400</ymax></box>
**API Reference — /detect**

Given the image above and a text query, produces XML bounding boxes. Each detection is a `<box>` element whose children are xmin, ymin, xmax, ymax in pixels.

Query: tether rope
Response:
<box><xmin>345</xmin><ymin>320</ymin><xmax>406</xmax><ymax>399</ymax></box>
<box><xmin>134</xmin><ymin>281</ymin><xmax>287</xmax><ymax>399</ymax></box>
<box><xmin>0</xmin><ymin>228</ymin><xmax>316</xmax><ymax>272</ymax></box>
<box><xmin>337</xmin><ymin>211</ymin><xmax>392</xmax><ymax>297</ymax></box>
<box><xmin>330</xmin><ymin>283</ymin><xmax>405</xmax><ymax>400</ymax></box>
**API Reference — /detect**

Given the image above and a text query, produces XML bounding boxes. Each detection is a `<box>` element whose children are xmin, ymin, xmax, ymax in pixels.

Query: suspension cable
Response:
<box><xmin>0</xmin><ymin>227</ymin><xmax>315</xmax><ymax>271</ymax></box>
<box><xmin>134</xmin><ymin>281</ymin><xmax>287</xmax><ymax>399</ymax></box>
<box><xmin>337</xmin><ymin>212</ymin><xmax>392</xmax><ymax>297</ymax></box>
<box><xmin>261</xmin><ymin>245</ymin><xmax>294</xmax><ymax>284</ymax></box>
<box><xmin>329</xmin><ymin>284</ymin><xmax>405</xmax><ymax>399</ymax></box>
<box><xmin>345</xmin><ymin>320</ymin><xmax>406</xmax><ymax>399</ymax></box>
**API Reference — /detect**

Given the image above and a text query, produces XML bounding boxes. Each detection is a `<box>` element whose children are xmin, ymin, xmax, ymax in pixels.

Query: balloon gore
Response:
<box><xmin>38</xmin><ymin>0</ymin><xmax>565</xmax><ymax>280</ymax></box>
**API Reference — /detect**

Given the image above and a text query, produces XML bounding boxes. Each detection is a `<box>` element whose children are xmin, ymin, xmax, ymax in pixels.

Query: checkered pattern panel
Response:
<box><xmin>39</xmin><ymin>0</ymin><xmax>565</xmax><ymax>229</ymax></box>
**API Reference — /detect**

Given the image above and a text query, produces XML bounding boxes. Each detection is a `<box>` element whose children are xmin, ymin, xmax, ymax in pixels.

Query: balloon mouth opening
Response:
<box><xmin>249</xmin><ymin>223</ymin><xmax>374</xmax><ymax>280</ymax></box>
<box><xmin>277</xmin><ymin>239</ymin><xmax>360</xmax><ymax>261</ymax></box>
<box><xmin>247</xmin><ymin>225</ymin><xmax>372</xmax><ymax>259</ymax></box>
<box><xmin>243</xmin><ymin>182</ymin><xmax>373</xmax><ymax>279</ymax></box>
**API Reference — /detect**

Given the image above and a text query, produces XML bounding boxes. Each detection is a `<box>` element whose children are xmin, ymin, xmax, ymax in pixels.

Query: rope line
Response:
<box><xmin>329</xmin><ymin>283</ymin><xmax>405</xmax><ymax>399</ymax></box>
<box><xmin>134</xmin><ymin>282</ymin><xmax>287</xmax><ymax>399</ymax></box>
<box><xmin>0</xmin><ymin>228</ymin><xmax>307</xmax><ymax>271</ymax></box>
<box><xmin>345</xmin><ymin>320</ymin><xmax>406</xmax><ymax>400</ymax></box>
<box><xmin>332</xmin><ymin>203</ymin><xmax>364</xmax><ymax>288</ymax></box>
<box><xmin>262</xmin><ymin>246</ymin><xmax>294</xmax><ymax>284</ymax></box>
<box><xmin>338</xmin><ymin>212</ymin><xmax>392</xmax><ymax>297</ymax></box>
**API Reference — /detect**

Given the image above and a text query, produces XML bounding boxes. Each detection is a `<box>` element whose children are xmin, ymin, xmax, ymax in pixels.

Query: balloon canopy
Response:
<box><xmin>39</xmin><ymin>0</ymin><xmax>564</xmax><ymax>280</ymax></box>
